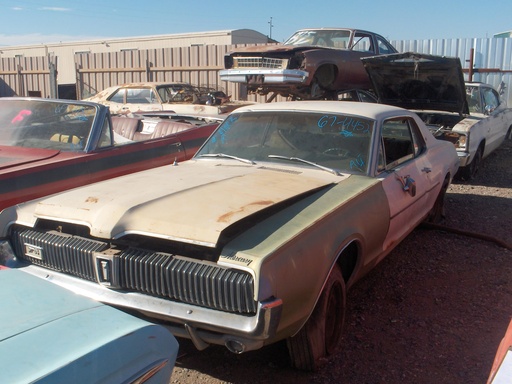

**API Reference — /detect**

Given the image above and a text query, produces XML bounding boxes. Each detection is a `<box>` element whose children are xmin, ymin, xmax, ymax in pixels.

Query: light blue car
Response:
<box><xmin>0</xmin><ymin>268</ymin><xmax>179</xmax><ymax>384</ymax></box>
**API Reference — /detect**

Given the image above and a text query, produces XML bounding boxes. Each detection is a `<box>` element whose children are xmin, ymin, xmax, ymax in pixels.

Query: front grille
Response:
<box><xmin>12</xmin><ymin>228</ymin><xmax>107</xmax><ymax>281</ymax></box>
<box><xmin>11</xmin><ymin>227</ymin><xmax>257</xmax><ymax>314</ymax></box>
<box><xmin>233</xmin><ymin>57</ymin><xmax>287</xmax><ymax>69</ymax></box>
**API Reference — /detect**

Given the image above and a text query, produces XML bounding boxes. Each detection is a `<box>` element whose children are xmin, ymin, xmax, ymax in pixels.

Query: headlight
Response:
<box><xmin>456</xmin><ymin>134</ymin><xmax>467</xmax><ymax>149</ymax></box>
<box><xmin>0</xmin><ymin>240</ymin><xmax>17</xmax><ymax>267</ymax></box>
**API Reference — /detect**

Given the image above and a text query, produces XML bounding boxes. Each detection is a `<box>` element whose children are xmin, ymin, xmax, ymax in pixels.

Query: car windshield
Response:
<box><xmin>0</xmin><ymin>99</ymin><xmax>96</xmax><ymax>151</ymax></box>
<box><xmin>157</xmin><ymin>84</ymin><xmax>199</xmax><ymax>103</ymax></box>
<box><xmin>284</xmin><ymin>29</ymin><xmax>352</xmax><ymax>49</ymax></box>
<box><xmin>195</xmin><ymin>110</ymin><xmax>375</xmax><ymax>175</ymax></box>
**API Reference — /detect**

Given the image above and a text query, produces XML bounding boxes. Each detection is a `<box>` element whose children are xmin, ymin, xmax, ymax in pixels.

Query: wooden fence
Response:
<box><xmin>1</xmin><ymin>38</ymin><xmax>511</xmax><ymax>106</ymax></box>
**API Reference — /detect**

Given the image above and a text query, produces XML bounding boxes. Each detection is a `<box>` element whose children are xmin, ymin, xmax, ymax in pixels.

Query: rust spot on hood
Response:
<box><xmin>217</xmin><ymin>200</ymin><xmax>274</xmax><ymax>223</ymax></box>
<box><xmin>85</xmin><ymin>197</ymin><xmax>99</xmax><ymax>203</ymax></box>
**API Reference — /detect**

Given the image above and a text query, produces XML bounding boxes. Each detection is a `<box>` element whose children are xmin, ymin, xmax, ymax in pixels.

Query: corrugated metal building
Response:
<box><xmin>0</xmin><ymin>29</ymin><xmax>270</xmax><ymax>84</ymax></box>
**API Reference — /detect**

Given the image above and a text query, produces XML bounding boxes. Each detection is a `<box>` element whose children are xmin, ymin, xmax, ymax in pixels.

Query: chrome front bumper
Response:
<box><xmin>457</xmin><ymin>151</ymin><xmax>470</xmax><ymax>167</ymax></box>
<box><xmin>219</xmin><ymin>69</ymin><xmax>308</xmax><ymax>84</ymax></box>
<box><xmin>13</xmin><ymin>264</ymin><xmax>283</xmax><ymax>352</ymax></box>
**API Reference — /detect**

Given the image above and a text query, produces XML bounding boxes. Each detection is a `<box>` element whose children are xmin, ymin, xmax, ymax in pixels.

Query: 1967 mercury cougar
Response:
<box><xmin>0</xmin><ymin>101</ymin><xmax>459</xmax><ymax>371</ymax></box>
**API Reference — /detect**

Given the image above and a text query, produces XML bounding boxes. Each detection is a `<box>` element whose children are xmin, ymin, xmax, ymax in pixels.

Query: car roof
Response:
<box><xmin>229</xmin><ymin>100</ymin><xmax>410</xmax><ymax>120</ymax></box>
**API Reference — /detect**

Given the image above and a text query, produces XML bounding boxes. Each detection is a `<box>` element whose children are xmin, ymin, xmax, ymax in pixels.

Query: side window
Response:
<box><xmin>378</xmin><ymin>117</ymin><xmax>425</xmax><ymax>171</ymax></box>
<box><xmin>109</xmin><ymin>89</ymin><xmax>125</xmax><ymax>103</ymax></box>
<box><xmin>126</xmin><ymin>88</ymin><xmax>151</xmax><ymax>104</ymax></box>
<box><xmin>97</xmin><ymin>119</ymin><xmax>113</xmax><ymax>148</ymax></box>
<box><xmin>352</xmin><ymin>33</ymin><xmax>374</xmax><ymax>53</ymax></box>
<box><xmin>376</xmin><ymin>35</ymin><xmax>395</xmax><ymax>54</ymax></box>
<box><xmin>482</xmin><ymin>88</ymin><xmax>499</xmax><ymax>111</ymax></box>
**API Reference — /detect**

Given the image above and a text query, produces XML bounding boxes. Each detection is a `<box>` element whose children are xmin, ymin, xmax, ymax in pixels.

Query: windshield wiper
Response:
<box><xmin>268</xmin><ymin>155</ymin><xmax>342</xmax><ymax>176</ymax></box>
<box><xmin>199</xmin><ymin>153</ymin><xmax>256</xmax><ymax>165</ymax></box>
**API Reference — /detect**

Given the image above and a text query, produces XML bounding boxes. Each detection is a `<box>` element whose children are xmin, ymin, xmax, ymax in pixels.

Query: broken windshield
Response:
<box><xmin>284</xmin><ymin>29</ymin><xmax>352</xmax><ymax>49</ymax></box>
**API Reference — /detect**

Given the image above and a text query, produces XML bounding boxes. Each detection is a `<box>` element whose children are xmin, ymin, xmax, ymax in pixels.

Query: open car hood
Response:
<box><xmin>27</xmin><ymin>161</ymin><xmax>339</xmax><ymax>248</ymax></box>
<box><xmin>362</xmin><ymin>52</ymin><xmax>469</xmax><ymax>115</ymax></box>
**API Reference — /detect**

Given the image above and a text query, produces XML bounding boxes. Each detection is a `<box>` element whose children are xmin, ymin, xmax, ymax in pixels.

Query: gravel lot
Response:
<box><xmin>170</xmin><ymin>139</ymin><xmax>512</xmax><ymax>384</ymax></box>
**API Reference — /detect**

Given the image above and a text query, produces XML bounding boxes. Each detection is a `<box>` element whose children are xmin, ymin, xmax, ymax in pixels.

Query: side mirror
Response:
<box><xmin>484</xmin><ymin>105</ymin><xmax>495</xmax><ymax>115</ymax></box>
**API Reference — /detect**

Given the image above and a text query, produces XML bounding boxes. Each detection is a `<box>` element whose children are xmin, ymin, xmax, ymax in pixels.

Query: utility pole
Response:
<box><xmin>268</xmin><ymin>17</ymin><xmax>274</xmax><ymax>40</ymax></box>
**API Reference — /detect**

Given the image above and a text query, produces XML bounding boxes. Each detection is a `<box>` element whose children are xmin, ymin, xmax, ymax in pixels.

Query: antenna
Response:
<box><xmin>268</xmin><ymin>17</ymin><xmax>274</xmax><ymax>40</ymax></box>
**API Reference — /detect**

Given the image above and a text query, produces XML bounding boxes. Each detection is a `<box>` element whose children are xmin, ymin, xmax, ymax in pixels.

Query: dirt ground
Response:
<box><xmin>170</xmin><ymin>140</ymin><xmax>512</xmax><ymax>384</ymax></box>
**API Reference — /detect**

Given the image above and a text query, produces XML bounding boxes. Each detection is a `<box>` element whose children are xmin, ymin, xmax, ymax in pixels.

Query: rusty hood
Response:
<box><xmin>362</xmin><ymin>52</ymin><xmax>469</xmax><ymax>115</ymax></box>
<box><xmin>228</xmin><ymin>44</ymin><xmax>327</xmax><ymax>55</ymax></box>
<box><xmin>26</xmin><ymin>160</ymin><xmax>342</xmax><ymax>247</ymax></box>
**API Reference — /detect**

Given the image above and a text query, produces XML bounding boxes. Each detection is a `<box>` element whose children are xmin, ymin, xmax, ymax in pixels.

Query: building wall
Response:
<box><xmin>0</xmin><ymin>29</ymin><xmax>270</xmax><ymax>84</ymax></box>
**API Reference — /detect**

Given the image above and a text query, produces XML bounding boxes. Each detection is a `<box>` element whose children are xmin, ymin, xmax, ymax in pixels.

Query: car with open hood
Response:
<box><xmin>362</xmin><ymin>52</ymin><xmax>512</xmax><ymax>180</ymax></box>
<box><xmin>0</xmin><ymin>97</ymin><xmax>219</xmax><ymax>211</ymax></box>
<box><xmin>0</xmin><ymin>100</ymin><xmax>459</xmax><ymax>371</ymax></box>
<box><xmin>219</xmin><ymin>28</ymin><xmax>397</xmax><ymax>100</ymax></box>
<box><xmin>0</xmin><ymin>267</ymin><xmax>178</xmax><ymax>383</ymax></box>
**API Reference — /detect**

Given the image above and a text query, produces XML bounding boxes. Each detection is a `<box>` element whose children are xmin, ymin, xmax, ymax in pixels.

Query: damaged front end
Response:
<box><xmin>220</xmin><ymin>51</ymin><xmax>310</xmax><ymax>98</ymax></box>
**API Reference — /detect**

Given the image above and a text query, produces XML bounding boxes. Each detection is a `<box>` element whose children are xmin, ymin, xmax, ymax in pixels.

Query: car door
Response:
<box><xmin>480</xmin><ymin>86</ymin><xmax>509</xmax><ymax>155</ymax></box>
<box><xmin>377</xmin><ymin>116</ymin><xmax>435</xmax><ymax>253</ymax></box>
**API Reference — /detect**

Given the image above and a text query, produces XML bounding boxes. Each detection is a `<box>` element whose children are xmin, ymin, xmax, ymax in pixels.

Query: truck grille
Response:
<box><xmin>11</xmin><ymin>227</ymin><xmax>257</xmax><ymax>314</ymax></box>
<box><xmin>233</xmin><ymin>57</ymin><xmax>287</xmax><ymax>69</ymax></box>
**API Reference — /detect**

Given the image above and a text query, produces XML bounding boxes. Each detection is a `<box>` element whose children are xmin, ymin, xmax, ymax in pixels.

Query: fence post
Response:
<box><xmin>48</xmin><ymin>55</ymin><xmax>58</xmax><ymax>98</ymax></box>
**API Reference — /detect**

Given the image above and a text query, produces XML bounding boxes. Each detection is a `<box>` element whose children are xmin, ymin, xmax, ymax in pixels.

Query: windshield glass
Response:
<box><xmin>196</xmin><ymin>111</ymin><xmax>375</xmax><ymax>174</ymax></box>
<box><xmin>0</xmin><ymin>99</ymin><xmax>96</xmax><ymax>151</ymax></box>
<box><xmin>157</xmin><ymin>84</ymin><xmax>199</xmax><ymax>103</ymax></box>
<box><xmin>284</xmin><ymin>29</ymin><xmax>352</xmax><ymax>49</ymax></box>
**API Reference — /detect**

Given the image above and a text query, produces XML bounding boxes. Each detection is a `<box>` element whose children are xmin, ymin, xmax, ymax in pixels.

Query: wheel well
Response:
<box><xmin>313</xmin><ymin>64</ymin><xmax>337</xmax><ymax>89</ymax></box>
<box><xmin>337</xmin><ymin>241</ymin><xmax>359</xmax><ymax>283</ymax></box>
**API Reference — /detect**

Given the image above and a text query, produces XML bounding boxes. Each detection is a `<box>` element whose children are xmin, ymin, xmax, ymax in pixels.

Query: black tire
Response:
<box><xmin>287</xmin><ymin>264</ymin><xmax>346</xmax><ymax>371</ymax></box>
<box><xmin>309</xmin><ymin>77</ymin><xmax>324</xmax><ymax>99</ymax></box>
<box><xmin>459</xmin><ymin>147</ymin><xmax>482</xmax><ymax>181</ymax></box>
<box><xmin>425</xmin><ymin>175</ymin><xmax>449</xmax><ymax>223</ymax></box>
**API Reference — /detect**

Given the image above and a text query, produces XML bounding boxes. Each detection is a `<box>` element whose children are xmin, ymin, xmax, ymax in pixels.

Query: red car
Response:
<box><xmin>0</xmin><ymin>98</ymin><xmax>219</xmax><ymax>211</ymax></box>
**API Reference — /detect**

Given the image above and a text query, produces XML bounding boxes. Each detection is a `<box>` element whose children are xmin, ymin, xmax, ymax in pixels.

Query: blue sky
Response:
<box><xmin>1</xmin><ymin>0</ymin><xmax>511</xmax><ymax>46</ymax></box>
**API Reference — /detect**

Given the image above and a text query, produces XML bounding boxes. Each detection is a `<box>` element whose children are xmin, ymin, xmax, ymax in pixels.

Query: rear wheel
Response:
<box><xmin>287</xmin><ymin>264</ymin><xmax>346</xmax><ymax>371</ymax></box>
<box><xmin>425</xmin><ymin>175</ymin><xmax>449</xmax><ymax>223</ymax></box>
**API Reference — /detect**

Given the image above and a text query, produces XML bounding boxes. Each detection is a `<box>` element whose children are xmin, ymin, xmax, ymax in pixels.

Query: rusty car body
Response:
<box><xmin>362</xmin><ymin>52</ymin><xmax>512</xmax><ymax>180</ymax></box>
<box><xmin>86</xmin><ymin>82</ymin><xmax>246</xmax><ymax>116</ymax></box>
<box><xmin>219</xmin><ymin>28</ymin><xmax>397</xmax><ymax>100</ymax></box>
<box><xmin>0</xmin><ymin>101</ymin><xmax>459</xmax><ymax>371</ymax></box>
<box><xmin>0</xmin><ymin>97</ymin><xmax>219</xmax><ymax>211</ymax></box>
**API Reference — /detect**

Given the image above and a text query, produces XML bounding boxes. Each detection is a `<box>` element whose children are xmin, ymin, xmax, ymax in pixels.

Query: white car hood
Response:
<box><xmin>27</xmin><ymin>160</ymin><xmax>341</xmax><ymax>247</ymax></box>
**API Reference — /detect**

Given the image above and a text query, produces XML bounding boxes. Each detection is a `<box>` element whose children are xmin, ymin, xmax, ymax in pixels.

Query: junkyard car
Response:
<box><xmin>0</xmin><ymin>97</ymin><xmax>218</xmax><ymax>211</ymax></box>
<box><xmin>86</xmin><ymin>82</ymin><xmax>243</xmax><ymax>116</ymax></box>
<box><xmin>219</xmin><ymin>28</ymin><xmax>397</xmax><ymax>100</ymax></box>
<box><xmin>0</xmin><ymin>101</ymin><xmax>459</xmax><ymax>371</ymax></box>
<box><xmin>0</xmin><ymin>267</ymin><xmax>178</xmax><ymax>384</ymax></box>
<box><xmin>362</xmin><ymin>52</ymin><xmax>512</xmax><ymax>180</ymax></box>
